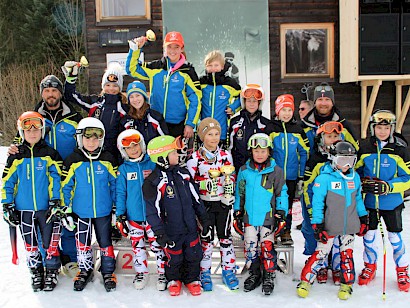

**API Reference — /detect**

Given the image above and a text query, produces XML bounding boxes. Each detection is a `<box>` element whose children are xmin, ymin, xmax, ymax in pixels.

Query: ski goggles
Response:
<box><xmin>121</xmin><ymin>134</ymin><xmax>141</xmax><ymax>147</ymax></box>
<box><xmin>370</xmin><ymin>111</ymin><xmax>396</xmax><ymax>125</ymax></box>
<box><xmin>248</xmin><ymin>137</ymin><xmax>272</xmax><ymax>149</ymax></box>
<box><xmin>315</xmin><ymin>85</ymin><xmax>333</xmax><ymax>92</ymax></box>
<box><xmin>334</xmin><ymin>155</ymin><xmax>357</xmax><ymax>168</ymax></box>
<box><xmin>317</xmin><ymin>121</ymin><xmax>344</xmax><ymax>135</ymax></box>
<box><xmin>20</xmin><ymin>117</ymin><xmax>44</xmax><ymax>130</ymax></box>
<box><xmin>242</xmin><ymin>86</ymin><xmax>263</xmax><ymax>100</ymax></box>
<box><xmin>147</xmin><ymin>136</ymin><xmax>184</xmax><ymax>155</ymax></box>
<box><xmin>81</xmin><ymin>127</ymin><xmax>105</xmax><ymax>139</ymax></box>
<box><xmin>41</xmin><ymin>81</ymin><xmax>61</xmax><ymax>89</ymax></box>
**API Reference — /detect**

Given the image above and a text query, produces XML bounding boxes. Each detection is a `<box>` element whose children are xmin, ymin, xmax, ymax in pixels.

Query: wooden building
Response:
<box><xmin>83</xmin><ymin>0</ymin><xmax>410</xmax><ymax>143</ymax></box>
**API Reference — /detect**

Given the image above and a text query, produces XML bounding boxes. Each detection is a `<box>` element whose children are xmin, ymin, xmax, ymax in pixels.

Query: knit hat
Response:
<box><xmin>313</xmin><ymin>83</ymin><xmax>334</xmax><ymax>104</ymax></box>
<box><xmin>164</xmin><ymin>31</ymin><xmax>184</xmax><ymax>48</ymax></box>
<box><xmin>197</xmin><ymin>118</ymin><xmax>221</xmax><ymax>142</ymax></box>
<box><xmin>101</xmin><ymin>62</ymin><xmax>124</xmax><ymax>92</ymax></box>
<box><xmin>126</xmin><ymin>81</ymin><xmax>148</xmax><ymax>102</ymax></box>
<box><xmin>275</xmin><ymin>94</ymin><xmax>294</xmax><ymax>115</ymax></box>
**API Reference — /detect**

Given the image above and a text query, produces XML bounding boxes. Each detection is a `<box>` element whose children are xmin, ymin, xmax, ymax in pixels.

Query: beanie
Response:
<box><xmin>313</xmin><ymin>83</ymin><xmax>334</xmax><ymax>104</ymax></box>
<box><xmin>126</xmin><ymin>81</ymin><xmax>148</xmax><ymax>102</ymax></box>
<box><xmin>101</xmin><ymin>62</ymin><xmax>124</xmax><ymax>92</ymax></box>
<box><xmin>197</xmin><ymin>118</ymin><xmax>221</xmax><ymax>142</ymax></box>
<box><xmin>275</xmin><ymin>94</ymin><xmax>294</xmax><ymax>115</ymax></box>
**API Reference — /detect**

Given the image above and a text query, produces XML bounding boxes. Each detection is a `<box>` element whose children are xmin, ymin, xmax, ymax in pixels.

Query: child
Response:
<box><xmin>297</xmin><ymin>141</ymin><xmax>368</xmax><ymax>300</ymax></box>
<box><xmin>271</xmin><ymin>94</ymin><xmax>309</xmax><ymax>245</ymax></box>
<box><xmin>200</xmin><ymin>50</ymin><xmax>241</xmax><ymax>145</ymax></box>
<box><xmin>356</xmin><ymin>110</ymin><xmax>410</xmax><ymax>291</ymax></box>
<box><xmin>186</xmin><ymin>118</ymin><xmax>238</xmax><ymax>291</ymax></box>
<box><xmin>64</xmin><ymin>61</ymin><xmax>129</xmax><ymax>159</ymax></box>
<box><xmin>2</xmin><ymin>111</ymin><xmax>63</xmax><ymax>292</ymax></box>
<box><xmin>61</xmin><ymin>117</ymin><xmax>117</xmax><ymax>292</ymax></box>
<box><xmin>120</xmin><ymin>81</ymin><xmax>169</xmax><ymax>143</ymax></box>
<box><xmin>143</xmin><ymin>135</ymin><xmax>210</xmax><ymax>296</ymax></box>
<box><xmin>115</xmin><ymin>129</ymin><xmax>167</xmax><ymax>291</ymax></box>
<box><xmin>126</xmin><ymin>31</ymin><xmax>201</xmax><ymax>139</ymax></box>
<box><xmin>233</xmin><ymin>133</ymin><xmax>288</xmax><ymax>295</ymax></box>
<box><xmin>228</xmin><ymin>84</ymin><xmax>275</xmax><ymax>173</ymax></box>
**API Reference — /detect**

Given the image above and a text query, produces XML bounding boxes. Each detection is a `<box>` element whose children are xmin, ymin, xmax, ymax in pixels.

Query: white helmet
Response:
<box><xmin>117</xmin><ymin>129</ymin><xmax>146</xmax><ymax>161</ymax></box>
<box><xmin>76</xmin><ymin>117</ymin><xmax>105</xmax><ymax>159</ymax></box>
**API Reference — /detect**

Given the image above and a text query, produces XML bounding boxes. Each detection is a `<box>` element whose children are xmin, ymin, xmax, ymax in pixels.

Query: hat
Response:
<box><xmin>126</xmin><ymin>81</ymin><xmax>148</xmax><ymax>102</ymax></box>
<box><xmin>40</xmin><ymin>75</ymin><xmax>63</xmax><ymax>95</ymax></box>
<box><xmin>164</xmin><ymin>31</ymin><xmax>184</xmax><ymax>48</ymax></box>
<box><xmin>275</xmin><ymin>94</ymin><xmax>294</xmax><ymax>115</ymax></box>
<box><xmin>313</xmin><ymin>83</ymin><xmax>334</xmax><ymax>104</ymax></box>
<box><xmin>101</xmin><ymin>62</ymin><xmax>124</xmax><ymax>92</ymax></box>
<box><xmin>197</xmin><ymin>118</ymin><xmax>221</xmax><ymax>142</ymax></box>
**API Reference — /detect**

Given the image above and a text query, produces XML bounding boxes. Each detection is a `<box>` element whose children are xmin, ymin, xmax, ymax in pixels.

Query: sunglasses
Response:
<box><xmin>371</xmin><ymin>112</ymin><xmax>396</xmax><ymax>124</ymax></box>
<box><xmin>243</xmin><ymin>87</ymin><xmax>263</xmax><ymax>100</ymax></box>
<box><xmin>41</xmin><ymin>81</ymin><xmax>61</xmax><ymax>89</ymax></box>
<box><xmin>147</xmin><ymin>136</ymin><xmax>184</xmax><ymax>155</ymax></box>
<box><xmin>79</xmin><ymin>127</ymin><xmax>105</xmax><ymax>139</ymax></box>
<box><xmin>248</xmin><ymin>137</ymin><xmax>271</xmax><ymax>149</ymax></box>
<box><xmin>299</xmin><ymin>107</ymin><xmax>306</xmax><ymax>111</ymax></box>
<box><xmin>21</xmin><ymin>118</ymin><xmax>44</xmax><ymax>130</ymax></box>
<box><xmin>317</xmin><ymin>121</ymin><xmax>343</xmax><ymax>135</ymax></box>
<box><xmin>121</xmin><ymin>134</ymin><xmax>141</xmax><ymax>147</ymax></box>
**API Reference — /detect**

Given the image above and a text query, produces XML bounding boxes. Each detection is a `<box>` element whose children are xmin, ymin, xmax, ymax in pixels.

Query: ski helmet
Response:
<box><xmin>369</xmin><ymin>110</ymin><xmax>396</xmax><ymax>142</ymax></box>
<box><xmin>40</xmin><ymin>75</ymin><xmax>63</xmax><ymax>95</ymax></box>
<box><xmin>147</xmin><ymin>135</ymin><xmax>183</xmax><ymax>169</ymax></box>
<box><xmin>327</xmin><ymin>140</ymin><xmax>357</xmax><ymax>170</ymax></box>
<box><xmin>76</xmin><ymin>117</ymin><xmax>105</xmax><ymax>159</ymax></box>
<box><xmin>17</xmin><ymin>111</ymin><xmax>46</xmax><ymax>142</ymax></box>
<box><xmin>241</xmin><ymin>84</ymin><xmax>265</xmax><ymax>110</ymax></box>
<box><xmin>117</xmin><ymin>129</ymin><xmax>146</xmax><ymax>161</ymax></box>
<box><xmin>247</xmin><ymin>133</ymin><xmax>272</xmax><ymax>150</ymax></box>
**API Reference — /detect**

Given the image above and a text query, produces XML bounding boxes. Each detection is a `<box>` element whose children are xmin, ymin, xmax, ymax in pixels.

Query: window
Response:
<box><xmin>96</xmin><ymin>0</ymin><xmax>151</xmax><ymax>25</ymax></box>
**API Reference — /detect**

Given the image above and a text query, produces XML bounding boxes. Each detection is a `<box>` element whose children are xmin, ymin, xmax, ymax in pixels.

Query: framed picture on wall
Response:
<box><xmin>280</xmin><ymin>22</ymin><xmax>334</xmax><ymax>80</ymax></box>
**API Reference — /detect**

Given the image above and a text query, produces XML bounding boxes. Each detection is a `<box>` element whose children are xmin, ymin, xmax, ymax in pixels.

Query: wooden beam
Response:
<box><xmin>361</xmin><ymin>80</ymin><xmax>382</xmax><ymax>139</ymax></box>
<box><xmin>396</xmin><ymin>86</ymin><xmax>410</xmax><ymax>133</ymax></box>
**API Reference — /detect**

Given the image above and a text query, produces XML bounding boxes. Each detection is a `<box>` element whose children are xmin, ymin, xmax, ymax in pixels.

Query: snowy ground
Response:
<box><xmin>0</xmin><ymin>145</ymin><xmax>409</xmax><ymax>308</ymax></box>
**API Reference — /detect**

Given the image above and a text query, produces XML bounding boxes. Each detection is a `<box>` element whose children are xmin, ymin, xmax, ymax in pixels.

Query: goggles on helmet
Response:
<box><xmin>20</xmin><ymin>117</ymin><xmax>44</xmax><ymax>130</ymax></box>
<box><xmin>317</xmin><ymin>121</ymin><xmax>343</xmax><ymax>135</ymax></box>
<box><xmin>248</xmin><ymin>136</ymin><xmax>272</xmax><ymax>149</ymax></box>
<box><xmin>120</xmin><ymin>134</ymin><xmax>141</xmax><ymax>147</ymax></box>
<box><xmin>80</xmin><ymin>127</ymin><xmax>105</xmax><ymax>139</ymax></box>
<box><xmin>243</xmin><ymin>85</ymin><xmax>264</xmax><ymax>100</ymax></box>
<box><xmin>370</xmin><ymin>111</ymin><xmax>396</xmax><ymax>125</ymax></box>
<box><xmin>147</xmin><ymin>136</ymin><xmax>183</xmax><ymax>156</ymax></box>
<box><xmin>333</xmin><ymin>155</ymin><xmax>357</xmax><ymax>168</ymax></box>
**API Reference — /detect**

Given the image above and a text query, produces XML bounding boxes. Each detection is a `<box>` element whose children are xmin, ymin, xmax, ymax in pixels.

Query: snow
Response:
<box><xmin>0</xmin><ymin>145</ymin><xmax>409</xmax><ymax>308</ymax></box>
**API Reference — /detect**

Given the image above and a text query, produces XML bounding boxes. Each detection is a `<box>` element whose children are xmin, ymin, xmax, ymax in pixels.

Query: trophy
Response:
<box><xmin>208</xmin><ymin>169</ymin><xmax>221</xmax><ymax>199</ymax></box>
<box><xmin>220</xmin><ymin>165</ymin><xmax>235</xmax><ymax>199</ymax></box>
<box><xmin>61</xmin><ymin>56</ymin><xmax>89</xmax><ymax>76</ymax></box>
<box><xmin>145</xmin><ymin>29</ymin><xmax>156</xmax><ymax>42</ymax></box>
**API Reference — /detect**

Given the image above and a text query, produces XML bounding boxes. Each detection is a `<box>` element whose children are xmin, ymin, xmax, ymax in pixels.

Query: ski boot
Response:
<box><xmin>262</xmin><ymin>270</ymin><xmax>276</xmax><ymax>295</ymax></box>
<box><xmin>358</xmin><ymin>263</ymin><xmax>376</xmax><ymax>285</ymax></box>
<box><xmin>396</xmin><ymin>266</ymin><xmax>410</xmax><ymax>292</ymax></box>
<box><xmin>157</xmin><ymin>273</ymin><xmax>167</xmax><ymax>291</ymax></box>
<box><xmin>73</xmin><ymin>270</ymin><xmax>94</xmax><ymax>291</ymax></box>
<box><xmin>280</xmin><ymin>229</ymin><xmax>294</xmax><ymax>246</ymax></box>
<box><xmin>317</xmin><ymin>267</ymin><xmax>328</xmax><ymax>284</ymax></box>
<box><xmin>186</xmin><ymin>281</ymin><xmax>202</xmax><ymax>296</ymax></box>
<box><xmin>222</xmin><ymin>269</ymin><xmax>239</xmax><ymax>290</ymax></box>
<box><xmin>168</xmin><ymin>280</ymin><xmax>182</xmax><ymax>296</ymax></box>
<box><xmin>296</xmin><ymin>281</ymin><xmax>311</xmax><ymax>298</ymax></box>
<box><xmin>30</xmin><ymin>267</ymin><xmax>44</xmax><ymax>292</ymax></box>
<box><xmin>338</xmin><ymin>283</ymin><xmax>353</xmax><ymax>300</ymax></box>
<box><xmin>332</xmin><ymin>270</ymin><xmax>341</xmax><ymax>285</ymax></box>
<box><xmin>244</xmin><ymin>261</ymin><xmax>262</xmax><ymax>292</ymax></box>
<box><xmin>133</xmin><ymin>272</ymin><xmax>149</xmax><ymax>290</ymax></box>
<box><xmin>200</xmin><ymin>269</ymin><xmax>213</xmax><ymax>291</ymax></box>
<box><xmin>43</xmin><ymin>268</ymin><xmax>59</xmax><ymax>291</ymax></box>
<box><xmin>102</xmin><ymin>273</ymin><xmax>117</xmax><ymax>292</ymax></box>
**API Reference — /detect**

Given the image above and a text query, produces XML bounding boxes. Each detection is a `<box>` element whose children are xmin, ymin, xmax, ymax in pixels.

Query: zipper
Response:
<box><xmin>211</xmin><ymin>73</ymin><xmax>216</xmax><ymax>118</ymax></box>
<box><xmin>137</xmin><ymin>163</ymin><xmax>145</xmax><ymax>218</ymax></box>
<box><xmin>109</xmin><ymin>109</ymin><xmax>115</xmax><ymax>127</ymax></box>
<box><xmin>30</xmin><ymin>147</ymin><xmax>38</xmax><ymax>211</ymax></box>
<box><xmin>376</xmin><ymin>143</ymin><xmax>381</xmax><ymax>178</ymax></box>
<box><xmin>90</xmin><ymin>160</ymin><xmax>97</xmax><ymax>217</ymax></box>
<box><xmin>343</xmin><ymin>179</ymin><xmax>347</xmax><ymax>234</ymax></box>
<box><xmin>282</xmin><ymin>122</ymin><xmax>288</xmax><ymax>180</ymax></box>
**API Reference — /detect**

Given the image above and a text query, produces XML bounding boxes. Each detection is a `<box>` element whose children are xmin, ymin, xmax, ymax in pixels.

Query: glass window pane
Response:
<box><xmin>101</xmin><ymin>0</ymin><xmax>146</xmax><ymax>17</ymax></box>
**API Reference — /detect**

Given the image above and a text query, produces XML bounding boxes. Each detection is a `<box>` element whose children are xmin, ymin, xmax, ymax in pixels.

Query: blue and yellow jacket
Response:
<box><xmin>200</xmin><ymin>71</ymin><xmax>241</xmax><ymax>140</ymax></box>
<box><xmin>116</xmin><ymin>154</ymin><xmax>156</xmax><ymax>222</ymax></box>
<box><xmin>270</xmin><ymin>118</ymin><xmax>310</xmax><ymax>181</ymax></box>
<box><xmin>126</xmin><ymin>48</ymin><xmax>202</xmax><ymax>128</ymax></box>
<box><xmin>62</xmin><ymin>149</ymin><xmax>117</xmax><ymax>218</ymax></box>
<box><xmin>311</xmin><ymin>163</ymin><xmax>367</xmax><ymax>236</ymax></box>
<box><xmin>234</xmin><ymin>158</ymin><xmax>288</xmax><ymax>227</ymax></box>
<box><xmin>356</xmin><ymin>136</ymin><xmax>410</xmax><ymax>210</ymax></box>
<box><xmin>1</xmin><ymin>140</ymin><xmax>62</xmax><ymax>211</ymax></box>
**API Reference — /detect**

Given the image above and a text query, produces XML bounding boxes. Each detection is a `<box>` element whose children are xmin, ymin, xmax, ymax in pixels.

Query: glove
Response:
<box><xmin>45</xmin><ymin>200</ymin><xmax>66</xmax><ymax>224</ymax></box>
<box><xmin>61</xmin><ymin>211</ymin><xmax>75</xmax><ymax>231</ymax></box>
<box><xmin>361</xmin><ymin>177</ymin><xmax>390</xmax><ymax>195</ymax></box>
<box><xmin>3</xmin><ymin>203</ymin><xmax>20</xmax><ymax>227</ymax></box>
<box><xmin>129</xmin><ymin>36</ymin><xmax>147</xmax><ymax>51</ymax></box>
<box><xmin>312</xmin><ymin>223</ymin><xmax>329</xmax><ymax>244</ymax></box>
<box><xmin>296</xmin><ymin>178</ymin><xmax>304</xmax><ymax>196</ymax></box>
<box><xmin>200</xmin><ymin>220</ymin><xmax>212</xmax><ymax>241</ymax></box>
<box><xmin>357</xmin><ymin>215</ymin><xmax>369</xmax><ymax>237</ymax></box>
<box><xmin>115</xmin><ymin>214</ymin><xmax>130</xmax><ymax>238</ymax></box>
<box><xmin>155</xmin><ymin>232</ymin><xmax>175</xmax><ymax>249</ymax></box>
<box><xmin>273</xmin><ymin>210</ymin><xmax>286</xmax><ymax>236</ymax></box>
<box><xmin>61</xmin><ymin>61</ymin><xmax>79</xmax><ymax>83</ymax></box>
<box><xmin>233</xmin><ymin>210</ymin><xmax>244</xmax><ymax>235</ymax></box>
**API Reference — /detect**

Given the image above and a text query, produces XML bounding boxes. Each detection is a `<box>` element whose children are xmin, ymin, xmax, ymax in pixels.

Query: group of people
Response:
<box><xmin>1</xmin><ymin>31</ymin><xmax>410</xmax><ymax>300</ymax></box>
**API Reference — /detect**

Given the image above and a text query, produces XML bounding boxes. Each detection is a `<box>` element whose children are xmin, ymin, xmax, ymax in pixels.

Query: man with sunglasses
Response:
<box><xmin>298</xmin><ymin>100</ymin><xmax>313</xmax><ymax>121</ymax></box>
<box><xmin>301</xmin><ymin>83</ymin><xmax>358</xmax><ymax>154</ymax></box>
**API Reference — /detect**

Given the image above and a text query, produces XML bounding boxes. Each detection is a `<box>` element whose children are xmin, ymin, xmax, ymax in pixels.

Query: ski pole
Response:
<box><xmin>375</xmin><ymin>195</ymin><xmax>386</xmax><ymax>300</ymax></box>
<box><xmin>9</xmin><ymin>226</ymin><xmax>19</xmax><ymax>265</ymax></box>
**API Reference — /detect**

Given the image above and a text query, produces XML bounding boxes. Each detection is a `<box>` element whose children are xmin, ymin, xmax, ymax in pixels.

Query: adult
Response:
<box><xmin>301</xmin><ymin>83</ymin><xmax>359</xmax><ymax>153</ymax></box>
<box><xmin>298</xmin><ymin>100</ymin><xmax>313</xmax><ymax>121</ymax></box>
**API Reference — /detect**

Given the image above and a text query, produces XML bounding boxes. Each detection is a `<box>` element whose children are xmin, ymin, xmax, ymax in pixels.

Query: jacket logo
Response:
<box><xmin>36</xmin><ymin>161</ymin><xmax>44</xmax><ymax>171</ymax></box>
<box><xmin>96</xmin><ymin>164</ymin><xmax>104</xmax><ymax>175</ymax></box>
<box><xmin>127</xmin><ymin>172</ymin><xmax>138</xmax><ymax>180</ymax></box>
<box><xmin>236</xmin><ymin>129</ymin><xmax>243</xmax><ymax>140</ymax></box>
<box><xmin>331</xmin><ymin>182</ymin><xmax>342</xmax><ymax>189</ymax></box>
<box><xmin>94</xmin><ymin>109</ymin><xmax>101</xmax><ymax>119</ymax></box>
<box><xmin>381</xmin><ymin>158</ymin><xmax>390</xmax><ymax>168</ymax></box>
<box><xmin>347</xmin><ymin>181</ymin><xmax>355</xmax><ymax>189</ymax></box>
<box><xmin>166</xmin><ymin>185</ymin><xmax>175</xmax><ymax>198</ymax></box>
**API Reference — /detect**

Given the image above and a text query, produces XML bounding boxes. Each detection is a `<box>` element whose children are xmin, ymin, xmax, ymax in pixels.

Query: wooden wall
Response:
<box><xmin>83</xmin><ymin>0</ymin><xmax>409</xmax><ymax>144</ymax></box>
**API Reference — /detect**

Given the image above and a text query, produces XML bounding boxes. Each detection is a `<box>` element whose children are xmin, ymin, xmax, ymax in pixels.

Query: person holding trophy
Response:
<box><xmin>186</xmin><ymin>118</ymin><xmax>239</xmax><ymax>291</ymax></box>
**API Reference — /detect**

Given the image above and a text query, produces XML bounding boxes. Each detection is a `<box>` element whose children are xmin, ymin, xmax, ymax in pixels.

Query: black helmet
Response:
<box><xmin>327</xmin><ymin>140</ymin><xmax>357</xmax><ymax>170</ymax></box>
<box><xmin>40</xmin><ymin>75</ymin><xmax>63</xmax><ymax>95</ymax></box>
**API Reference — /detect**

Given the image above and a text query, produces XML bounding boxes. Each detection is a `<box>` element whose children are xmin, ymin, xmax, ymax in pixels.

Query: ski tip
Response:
<box><xmin>382</xmin><ymin>293</ymin><xmax>386</xmax><ymax>301</ymax></box>
<box><xmin>12</xmin><ymin>257</ymin><xmax>19</xmax><ymax>265</ymax></box>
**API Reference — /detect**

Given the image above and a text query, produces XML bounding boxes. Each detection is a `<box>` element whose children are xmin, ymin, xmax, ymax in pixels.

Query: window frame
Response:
<box><xmin>95</xmin><ymin>0</ymin><xmax>151</xmax><ymax>26</ymax></box>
